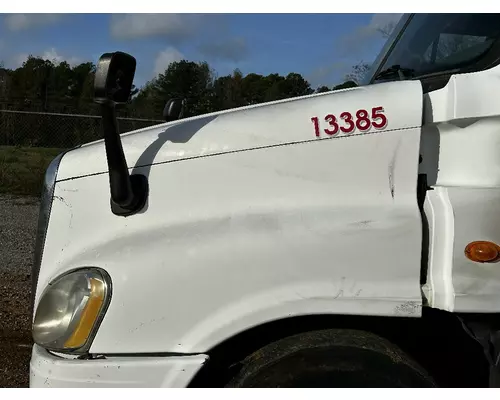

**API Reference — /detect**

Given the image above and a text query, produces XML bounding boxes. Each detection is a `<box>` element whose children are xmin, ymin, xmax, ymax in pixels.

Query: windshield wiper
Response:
<box><xmin>374</xmin><ymin>64</ymin><xmax>415</xmax><ymax>81</ymax></box>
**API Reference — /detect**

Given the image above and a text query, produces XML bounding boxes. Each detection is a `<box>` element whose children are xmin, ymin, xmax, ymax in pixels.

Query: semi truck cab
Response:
<box><xmin>29</xmin><ymin>13</ymin><xmax>500</xmax><ymax>387</ymax></box>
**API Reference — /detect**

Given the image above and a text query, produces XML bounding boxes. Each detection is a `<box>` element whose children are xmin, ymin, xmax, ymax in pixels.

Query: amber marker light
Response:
<box><xmin>464</xmin><ymin>241</ymin><xmax>500</xmax><ymax>263</ymax></box>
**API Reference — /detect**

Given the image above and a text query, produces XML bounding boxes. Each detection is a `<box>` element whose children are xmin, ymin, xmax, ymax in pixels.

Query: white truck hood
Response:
<box><xmin>56</xmin><ymin>80</ymin><xmax>423</xmax><ymax>181</ymax></box>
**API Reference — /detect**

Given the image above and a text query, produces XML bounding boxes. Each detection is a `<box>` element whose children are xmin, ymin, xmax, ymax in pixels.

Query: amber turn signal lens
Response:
<box><xmin>464</xmin><ymin>241</ymin><xmax>500</xmax><ymax>263</ymax></box>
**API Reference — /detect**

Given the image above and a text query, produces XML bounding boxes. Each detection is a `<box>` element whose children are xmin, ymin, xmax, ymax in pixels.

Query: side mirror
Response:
<box><xmin>163</xmin><ymin>98</ymin><xmax>185</xmax><ymax>122</ymax></box>
<box><xmin>94</xmin><ymin>51</ymin><xmax>148</xmax><ymax>216</ymax></box>
<box><xmin>94</xmin><ymin>52</ymin><xmax>136</xmax><ymax>105</ymax></box>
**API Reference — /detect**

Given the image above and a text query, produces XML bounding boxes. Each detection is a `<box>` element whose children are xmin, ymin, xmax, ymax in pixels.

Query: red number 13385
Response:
<box><xmin>311</xmin><ymin>107</ymin><xmax>387</xmax><ymax>138</ymax></box>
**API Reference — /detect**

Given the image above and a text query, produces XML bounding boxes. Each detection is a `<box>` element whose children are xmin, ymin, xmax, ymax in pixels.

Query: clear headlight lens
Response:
<box><xmin>32</xmin><ymin>268</ymin><xmax>111</xmax><ymax>353</ymax></box>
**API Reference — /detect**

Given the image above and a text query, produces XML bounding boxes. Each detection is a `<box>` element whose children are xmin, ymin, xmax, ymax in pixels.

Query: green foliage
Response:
<box><xmin>128</xmin><ymin>61</ymin><xmax>315</xmax><ymax>119</ymax></box>
<box><xmin>0</xmin><ymin>54</ymin><xmax>374</xmax><ymax>196</ymax></box>
<box><xmin>147</xmin><ymin>60</ymin><xmax>214</xmax><ymax>117</ymax></box>
<box><xmin>316</xmin><ymin>86</ymin><xmax>331</xmax><ymax>93</ymax></box>
<box><xmin>333</xmin><ymin>80</ymin><xmax>358</xmax><ymax>90</ymax></box>
<box><xmin>0</xmin><ymin>146</ymin><xmax>65</xmax><ymax>196</ymax></box>
<box><xmin>211</xmin><ymin>69</ymin><xmax>246</xmax><ymax>111</ymax></box>
<box><xmin>0</xmin><ymin>53</ymin><xmax>372</xmax><ymax>149</ymax></box>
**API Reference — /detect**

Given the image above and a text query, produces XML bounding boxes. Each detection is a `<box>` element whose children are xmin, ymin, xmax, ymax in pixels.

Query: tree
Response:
<box><xmin>148</xmin><ymin>60</ymin><xmax>215</xmax><ymax>118</ymax></box>
<box><xmin>1</xmin><ymin>52</ymin><xmax>327</xmax><ymax>148</ymax></box>
<box><xmin>49</xmin><ymin>61</ymin><xmax>73</xmax><ymax>104</ymax></box>
<box><xmin>9</xmin><ymin>56</ymin><xmax>55</xmax><ymax>110</ymax></box>
<box><xmin>238</xmin><ymin>71</ymin><xmax>314</xmax><ymax>105</ymax></box>
<box><xmin>130</xmin><ymin>79</ymin><xmax>161</xmax><ymax>118</ymax></box>
<box><xmin>3</xmin><ymin>52</ymin><xmax>365</xmax><ymax>122</ymax></box>
<box><xmin>316</xmin><ymin>86</ymin><xmax>331</xmax><ymax>93</ymax></box>
<box><xmin>280</xmin><ymin>72</ymin><xmax>314</xmax><ymax>98</ymax></box>
<box><xmin>240</xmin><ymin>73</ymin><xmax>267</xmax><ymax>105</ymax></box>
<box><xmin>262</xmin><ymin>73</ymin><xmax>286</xmax><ymax>102</ymax></box>
<box><xmin>212</xmin><ymin>69</ymin><xmax>246</xmax><ymax>111</ymax></box>
<box><xmin>332</xmin><ymin>80</ymin><xmax>358</xmax><ymax>90</ymax></box>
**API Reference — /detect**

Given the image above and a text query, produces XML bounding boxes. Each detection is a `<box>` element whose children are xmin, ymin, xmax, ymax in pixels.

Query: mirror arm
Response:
<box><xmin>100</xmin><ymin>102</ymin><xmax>148</xmax><ymax>216</ymax></box>
<box><xmin>101</xmin><ymin>103</ymin><xmax>134</xmax><ymax>208</ymax></box>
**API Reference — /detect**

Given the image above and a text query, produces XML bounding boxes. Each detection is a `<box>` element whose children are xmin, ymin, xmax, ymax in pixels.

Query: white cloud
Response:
<box><xmin>154</xmin><ymin>47</ymin><xmax>185</xmax><ymax>76</ymax></box>
<box><xmin>308</xmin><ymin>61</ymin><xmax>349</xmax><ymax>88</ymax></box>
<box><xmin>8</xmin><ymin>53</ymin><xmax>29</xmax><ymax>69</ymax></box>
<box><xmin>41</xmin><ymin>48</ymin><xmax>81</xmax><ymax>66</ymax></box>
<box><xmin>338</xmin><ymin>13</ymin><xmax>403</xmax><ymax>58</ymax></box>
<box><xmin>41</xmin><ymin>48</ymin><xmax>64</xmax><ymax>63</ymax></box>
<box><xmin>313</xmin><ymin>14</ymin><xmax>404</xmax><ymax>87</ymax></box>
<box><xmin>7</xmin><ymin>48</ymin><xmax>81</xmax><ymax>69</ymax></box>
<box><xmin>110</xmin><ymin>14</ymin><xmax>202</xmax><ymax>42</ymax></box>
<box><xmin>5</xmin><ymin>14</ymin><xmax>62</xmax><ymax>32</ymax></box>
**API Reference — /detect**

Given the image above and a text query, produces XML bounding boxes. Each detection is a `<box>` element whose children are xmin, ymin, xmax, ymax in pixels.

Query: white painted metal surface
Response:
<box><xmin>420</xmin><ymin>63</ymin><xmax>500</xmax><ymax>312</ymax></box>
<box><xmin>30</xmin><ymin>345</ymin><xmax>207</xmax><ymax>387</ymax></box>
<box><xmin>56</xmin><ymin>80</ymin><xmax>422</xmax><ymax>181</ymax></box>
<box><xmin>34</xmin><ymin>79</ymin><xmax>424</xmax><ymax>355</ymax></box>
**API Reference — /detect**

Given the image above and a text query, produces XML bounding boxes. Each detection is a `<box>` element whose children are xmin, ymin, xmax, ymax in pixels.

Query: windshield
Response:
<box><xmin>363</xmin><ymin>13</ymin><xmax>500</xmax><ymax>85</ymax></box>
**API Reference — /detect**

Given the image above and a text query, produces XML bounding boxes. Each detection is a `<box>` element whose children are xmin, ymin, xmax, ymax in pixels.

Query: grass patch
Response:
<box><xmin>0</xmin><ymin>146</ymin><xmax>67</xmax><ymax>197</ymax></box>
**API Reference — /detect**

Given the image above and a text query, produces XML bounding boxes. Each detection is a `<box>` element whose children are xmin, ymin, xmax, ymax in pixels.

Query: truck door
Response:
<box><xmin>361</xmin><ymin>13</ymin><xmax>500</xmax><ymax>314</ymax></box>
<box><xmin>421</xmin><ymin>63</ymin><xmax>500</xmax><ymax>313</ymax></box>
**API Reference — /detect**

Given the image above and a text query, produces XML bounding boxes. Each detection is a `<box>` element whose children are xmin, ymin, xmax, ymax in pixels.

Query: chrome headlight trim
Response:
<box><xmin>31</xmin><ymin>150</ymin><xmax>70</xmax><ymax>317</ymax></box>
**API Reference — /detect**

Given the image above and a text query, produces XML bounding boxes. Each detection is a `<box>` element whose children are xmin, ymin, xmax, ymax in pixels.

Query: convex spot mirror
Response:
<box><xmin>163</xmin><ymin>98</ymin><xmax>185</xmax><ymax>122</ymax></box>
<box><xmin>94</xmin><ymin>51</ymin><xmax>136</xmax><ymax>105</ymax></box>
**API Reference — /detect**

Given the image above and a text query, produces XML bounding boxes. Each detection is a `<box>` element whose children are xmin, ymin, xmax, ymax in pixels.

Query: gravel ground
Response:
<box><xmin>0</xmin><ymin>194</ymin><xmax>40</xmax><ymax>388</ymax></box>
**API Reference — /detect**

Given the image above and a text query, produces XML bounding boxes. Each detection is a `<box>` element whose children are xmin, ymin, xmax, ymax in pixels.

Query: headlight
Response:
<box><xmin>32</xmin><ymin>268</ymin><xmax>112</xmax><ymax>354</ymax></box>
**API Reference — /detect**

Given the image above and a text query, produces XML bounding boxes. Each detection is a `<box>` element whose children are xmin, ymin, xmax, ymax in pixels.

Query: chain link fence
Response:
<box><xmin>0</xmin><ymin>109</ymin><xmax>164</xmax><ymax>149</ymax></box>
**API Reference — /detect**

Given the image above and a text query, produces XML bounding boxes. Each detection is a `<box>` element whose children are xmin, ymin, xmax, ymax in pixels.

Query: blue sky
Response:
<box><xmin>0</xmin><ymin>13</ymin><xmax>402</xmax><ymax>89</ymax></box>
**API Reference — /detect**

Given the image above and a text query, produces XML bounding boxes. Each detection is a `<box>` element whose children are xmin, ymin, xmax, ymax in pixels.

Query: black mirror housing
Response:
<box><xmin>94</xmin><ymin>51</ymin><xmax>136</xmax><ymax>105</ymax></box>
<box><xmin>163</xmin><ymin>98</ymin><xmax>185</xmax><ymax>122</ymax></box>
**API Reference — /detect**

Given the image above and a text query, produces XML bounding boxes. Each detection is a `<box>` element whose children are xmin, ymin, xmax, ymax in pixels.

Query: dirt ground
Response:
<box><xmin>0</xmin><ymin>272</ymin><xmax>32</xmax><ymax>387</ymax></box>
<box><xmin>0</xmin><ymin>194</ymin><xmax>40</xmax><ymax>388</ymax></box>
